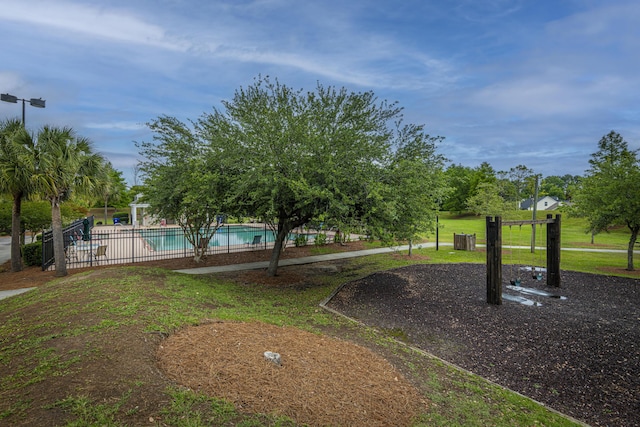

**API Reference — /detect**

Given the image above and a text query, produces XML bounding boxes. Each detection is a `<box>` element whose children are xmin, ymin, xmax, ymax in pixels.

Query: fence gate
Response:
<box><xmin>41</xmin><ymin>216</ymin><xmax>94</xmax><ymax>270</ymax></box>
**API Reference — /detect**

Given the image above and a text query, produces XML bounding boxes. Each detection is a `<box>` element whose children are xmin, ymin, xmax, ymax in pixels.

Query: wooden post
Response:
<box><xmin>547</xmin><ymin>214</ymin><xmax>561</xmax><ymax>287</ymax></box>
<box><xmin>486</xmin><ymin>216</ymin><xmax>502</xmax><ymax>305</ymax></box>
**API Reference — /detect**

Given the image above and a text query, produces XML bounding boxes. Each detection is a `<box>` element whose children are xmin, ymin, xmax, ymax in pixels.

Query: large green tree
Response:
<box><xmin>138</xmin><ymin>115</ymin><xmax>234</xmax><ymax>263</ymax></box>
<box><xmin>466</xmin><ymin>181</ymin><xmax>510</xmax><ymax>217</ymax></box>
<box><xmin>573</xmin><ymin>131</ymin><xmax>640</xmax><ymax>270</ymax></box>
<box><xmin>540</xmin><ymin>175</ymin><xmax>566</xmax><ymax>200</ymax></box>
<box><xmin>442</xmin><ymin>164</ymin><xmax>474</xmax><ymax>213</ymax></box>
<box><xmin>541</xmin><ymin>174</ymin><xmax>582</xmax><ymax>201</ymax></box>
<box><xmin>219</xmin><ymin>77</ymin><xmax>420</xmax><ymax>276</ymax></box>
<box><xmin>0</xmin><ymin>119</ymin><xmax>35</xmax><ymax>272</ymax></box>
<box><xmin>0</xmin><ymin>200</ymin><xmax>51</xmax><ymax>242</ymax></box>
<box><xmin>383</xmin><ymin>125</ymin><xmax>447</xmax><ymax>255</ymax></box>
<box><xmin>497</xmin><ymin>164</ymin><xmax>535</xmax><ymax>209</ymax></box>
<box><xmin>31</xmin><ymin>126</ymin><xmax>107</xmax><ymax>276</ymax></box>
<box><xmin>98</xmin><ymin>162</ymin><xmax>127</xmax><ymax>224</ymax></box>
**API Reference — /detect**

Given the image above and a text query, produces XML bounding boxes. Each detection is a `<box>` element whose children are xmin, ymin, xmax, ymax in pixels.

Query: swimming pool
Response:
<box><xmin>140</xmin><ymin>226</ymin><xmax>274</xmax><ymax>251</ymax></box>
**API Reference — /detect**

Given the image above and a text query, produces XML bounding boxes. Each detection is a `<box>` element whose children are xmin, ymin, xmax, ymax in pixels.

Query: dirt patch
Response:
<box><xmin>596</xmin><ymin>265</ymin><xmax>640</xmax><ymax>278</ymax></box>
<box><xmin>157</xmin><ymin>321</ymin><xmax>424</xmax><ymax>427</ymax></box>
<box><xmin>327</xmin><ymin>263</ymin><xmax>640</xmax><ymax>427</ymax></box>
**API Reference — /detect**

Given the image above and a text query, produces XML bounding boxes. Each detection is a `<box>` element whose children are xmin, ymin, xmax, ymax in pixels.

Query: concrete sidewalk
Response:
<box><xmin>0</xmin><ymin>288</ymin><xmax>36</xmax><ymax>300</ymax></box>
<box><xmin>175</xmin><ymin>243</ymin><xmax>436</xmax><ymax>274</ymax></box>
<box><xmin>2</xmin><ymin>241</ymin><xmax>637</xmax><ymax>300</ymax></box>
<box><xmin>0</xmin><ymin>243</ymin><xmax>442</xmax><ymax>301</ymax></box>
<box><xmin>175</xmin><ymin>243</ymin><xmax>640</xmax><ymax>275</ymax></box>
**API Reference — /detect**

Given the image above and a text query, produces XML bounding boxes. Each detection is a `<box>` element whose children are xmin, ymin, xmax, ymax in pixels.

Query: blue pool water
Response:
<box><xmin>140</xmin><ymin>226</ymin><xmax>274</xmax><ymax>251</ymax></box>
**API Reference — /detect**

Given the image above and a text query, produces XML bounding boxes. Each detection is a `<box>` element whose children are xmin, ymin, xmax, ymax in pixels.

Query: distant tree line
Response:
<box><xmin>441</xmin><ymin>162</ymin><xmax>582</xmax><ymax>216</ymax></box>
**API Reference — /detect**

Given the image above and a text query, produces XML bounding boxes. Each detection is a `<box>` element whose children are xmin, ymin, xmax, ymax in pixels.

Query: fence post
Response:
<box><xmin>547</xmin><ymin>214</ymin><xmax>561</xmax><ymax>287</ymax></box>
<box><xmin>486</xmin><ymin>216</ymin><xmax>502</xmax><ymax>305</ymax></box>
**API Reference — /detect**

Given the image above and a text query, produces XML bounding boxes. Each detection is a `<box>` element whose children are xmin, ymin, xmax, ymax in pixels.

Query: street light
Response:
<box><xmin>1</xmin><ymin>93</ymin><xmax>46</xmax><ymax>125</ymax></box>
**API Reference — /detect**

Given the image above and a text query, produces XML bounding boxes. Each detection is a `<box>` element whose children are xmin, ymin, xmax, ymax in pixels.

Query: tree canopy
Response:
<box><xmin>0</xmin><ymin>119</ymin><xmax>35</xmax><ymax>271</ymax></box>
<box><xmin>573</xmin><ymin>131</ymin><xmax>640</xmax><ymax>270</ymax></box>
<box><xmin>31</xmin><ymin>126</ymin><xmax>107</xmax><ymax>276</ymax></box>
<box><xmin>140</xmin><ymin>76</ymin><xmax>446</xmax><ymax>276</ymax></box>
<box><xmin>381</xmin><ymin>125</ymin><xmax>447</xmax><ymax>254</ymax></box>
<box><xmin>221</xmin><ymin>79</ymin><xmax>403</xmax><ymax>275</ymax></box>
<box><xmin>138</xmin><ymin>115</ymin><xmax>234</xmax><ymax>263</ymax></box>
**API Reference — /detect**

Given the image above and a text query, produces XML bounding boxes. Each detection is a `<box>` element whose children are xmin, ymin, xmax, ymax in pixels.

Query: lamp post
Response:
<box><xmin>1</xmin><ymin>93</ymin><xmax>46</xmax><ymax>125</ymax></box>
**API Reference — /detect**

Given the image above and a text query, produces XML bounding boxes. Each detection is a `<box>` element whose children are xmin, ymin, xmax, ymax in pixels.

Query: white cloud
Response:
<box><xmin>85</xmin><ymin>121</ymin><xmax>147</xmax><ymax>131</ymax></box>
<box><xmin>0</xmin><ymin>71</ymin><xmax>25</xmax><ymax>93</ymax></box>
<box><xmin>0</xmin><ymin>1</ymin><xmax>189</xmax><ymax>51</ymax></box>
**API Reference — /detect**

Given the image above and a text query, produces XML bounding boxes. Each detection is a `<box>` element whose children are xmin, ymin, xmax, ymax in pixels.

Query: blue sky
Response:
<box><xmin>1</xmin><ymin>0</ymin><xmax>639</xmax><ymax>186</ymax></box>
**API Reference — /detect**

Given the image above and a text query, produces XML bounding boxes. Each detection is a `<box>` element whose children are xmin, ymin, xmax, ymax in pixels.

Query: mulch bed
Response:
<box><xmin>157</xmin><ymin>321</ymin><xmax>424</xmax><ymax>427</ymax></box>
<box><xmin>327</xmin><ymin>263</ymin><xmax>640</xmax><ymax>427</ymax></box>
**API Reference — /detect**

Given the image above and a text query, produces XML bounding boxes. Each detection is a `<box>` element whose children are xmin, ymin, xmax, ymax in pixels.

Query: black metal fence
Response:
<box><xmin>51</xmin><ymin>223</ymin><xmax>281</xmax><ymax>271</ymax></box>
<box><xmin>42</xmin><ymin>216</ymin><xmax>95</xmax><ymax>270</ymax></box>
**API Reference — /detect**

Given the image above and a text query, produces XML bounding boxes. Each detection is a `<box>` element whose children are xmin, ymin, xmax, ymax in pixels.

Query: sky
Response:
<box><xmin>1</xmin><ymin>0</ymin><xmax>639</xmax><ymax>186</ymax></box>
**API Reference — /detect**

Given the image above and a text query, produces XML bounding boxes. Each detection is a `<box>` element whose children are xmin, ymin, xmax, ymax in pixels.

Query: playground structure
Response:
<box><xmin>486</xmin><ymin>214</ymin><xmax>561</xmax><ymax>305</ymax></box>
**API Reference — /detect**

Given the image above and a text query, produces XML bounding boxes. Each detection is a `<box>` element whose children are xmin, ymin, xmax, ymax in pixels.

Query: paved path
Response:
<box><xmin>0</xmin><ymin>288</ymin><xmax>36</xmax><ymax>300</ymax></box>
<box><xmin>2</xmin><ymin>241</ymin><xmax>638</xmax><ymax>301</ymax></box>
<box><xmin>175</xmin><ymin>243</ymin><xmax>640</xmax><ymax>275</ymax></box>
<box><xmin>0</xmin><ymin>236</ymin><xmax>38</xmax><ymax>301</ymax></box>
<box><xmin>174</xmin><ymin>243</ymin><xmax>432</xmax><ymax>275</ymax></box>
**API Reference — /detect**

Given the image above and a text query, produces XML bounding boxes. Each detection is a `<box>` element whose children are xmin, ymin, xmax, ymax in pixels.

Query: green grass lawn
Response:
<box><xmin>2</xmin><ymin>210</ymin><xmax>636</xmax><ymax>425</ymax></box>
<box><xmin>1</xmin><ymin>254</ymin><xmax>588</xmax><ymax>426</ymax></box>
<box><xmin>435</xmin><ymin>210</ymin><xmax>634</xmax><ymax>250</ymax></box>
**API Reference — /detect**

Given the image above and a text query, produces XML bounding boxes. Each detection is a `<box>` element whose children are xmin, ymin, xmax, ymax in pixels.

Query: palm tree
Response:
<box><xmin>100</xmin><ymin>162</ymin><xmax>127</xmax><ymax>224</ymax></box>
<box><xmin>32</xmin><ymin>126</ymin><xmax>107</xmax><ymax>276</ymax></box>
<box><xmin>0</xmin><ymin>119</ymin><xmax>35</xmax><ymax>272</ymax></box>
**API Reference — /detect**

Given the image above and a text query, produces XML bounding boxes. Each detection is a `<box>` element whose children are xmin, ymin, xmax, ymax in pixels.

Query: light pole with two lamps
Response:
<box><xmin>1</xmin><ymin>93</ymin><xmax>46</xmax><ymax>125</ymax></box>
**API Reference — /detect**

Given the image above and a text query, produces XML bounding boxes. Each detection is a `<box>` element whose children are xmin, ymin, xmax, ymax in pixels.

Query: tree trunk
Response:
<box><xmin>627</xmin><ymin>227</ymin><xmax>638</xmax><ymax>271</ymax></box>
<box><xmin>104</xmin><ymin>199</ymin><xmax>109</xmax><ymax>224</ymax></box>
<box><xmin>267</xmin><ymin>224</ymin><xmax>292</xmax><ymax>277</ymax></box>
<box><xmin>10</xmin><ymin>192</ymin><xmax>23</xmax><ymax>272</ymax></box>
<box><xmin>408</xmin><ymin>238</ymin><xmax>413</xmax><ymax>257</ymax></box>
<box><xmin>51</xmin><ymin>197</ymin><xmax>67</xmax><ymax>277</ymax></box>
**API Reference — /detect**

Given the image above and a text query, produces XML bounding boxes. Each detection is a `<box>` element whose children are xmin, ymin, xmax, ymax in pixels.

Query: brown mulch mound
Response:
<box><xmin>327</xmin><ymin>263</ymin><xmax>640</xmax><ymax>427</ymax></box>
<box><xmin>157</xmin><ymin>321</ymin><xmax>424</xmax><ymax>427</ymax></box>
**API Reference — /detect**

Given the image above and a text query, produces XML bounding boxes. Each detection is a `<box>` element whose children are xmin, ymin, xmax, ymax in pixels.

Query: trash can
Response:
<box><xmin>454</xmin><ymin>233</ymin><xmax>476</xmax><ymax>251</ymax></box>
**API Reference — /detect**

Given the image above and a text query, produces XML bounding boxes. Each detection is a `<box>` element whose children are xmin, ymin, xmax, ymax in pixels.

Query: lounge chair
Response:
<box><xmin>247</xmin><ymin>235</ymin><xmax>262</xmax><ymax>249</ymax></box>
<box><xmin>94</xmin><ymin>245</ymin><xmax>108</xmax><ymax>264</ymax></box>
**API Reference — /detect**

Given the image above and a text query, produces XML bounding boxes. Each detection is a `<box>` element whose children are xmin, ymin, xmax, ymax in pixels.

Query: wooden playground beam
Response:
<box><xmin>501</xmin><ymin>218</ymin><xmax>557</xmax><ymax>226</ymax></box>
<box><xmin>486</xmin><ymin>214</ymin><xmax>562</xmax><ymax>305</ymax></box>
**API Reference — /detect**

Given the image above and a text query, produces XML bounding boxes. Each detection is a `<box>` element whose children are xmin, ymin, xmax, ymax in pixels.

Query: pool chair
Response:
<box><xmin>247</xmin><ymin>235</ymin><xmax>262</xmax><ymax>249</ymax></box>
<box><xmin>94</xmin><ymin>245</ymin><xmax>108</xmax><ymax>264</ymax></box>
<box><xmin>65</xmin><ymin>236</ymin><xmax>78</xmax><ymax>262</ymax></box>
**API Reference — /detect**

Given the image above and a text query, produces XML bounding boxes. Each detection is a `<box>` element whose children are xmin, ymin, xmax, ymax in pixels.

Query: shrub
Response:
<box><xmin>314</xmin><ymin>233</ymin><xmax>327</xmax><ymax>246</ymax></box>
<box><xmin>22</xmin><ymin>241</ymin><xmax>42</xmax><ymax>267</ymax></box>
<box><xmin>293</xmin><ymin>234</ymin><xmax>308</xmax><ymax>247</ymax></box>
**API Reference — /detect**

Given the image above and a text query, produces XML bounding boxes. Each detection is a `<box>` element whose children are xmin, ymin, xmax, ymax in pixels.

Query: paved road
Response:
<box><xmin>0</xmin><ymin>236</ymin><xmax>10</xmax><ymax>265</ymax></box>
<box><xmin>0</xmin><ymin>237</ymin><xmax>37</xmax><ymax>300</ymax></box>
